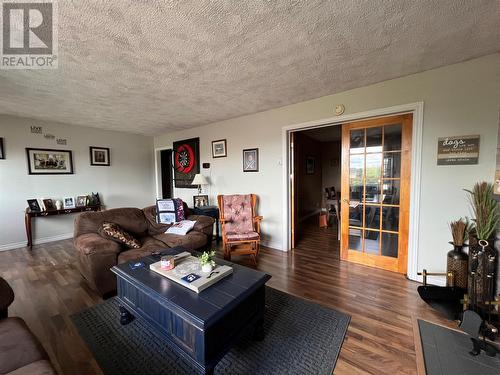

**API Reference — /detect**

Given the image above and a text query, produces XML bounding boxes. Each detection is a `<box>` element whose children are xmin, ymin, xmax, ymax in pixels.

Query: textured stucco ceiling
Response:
<box><xmin>0</xmin><ymin>0</ymin><xmax>499</xmax><ymax>135</ymax></box>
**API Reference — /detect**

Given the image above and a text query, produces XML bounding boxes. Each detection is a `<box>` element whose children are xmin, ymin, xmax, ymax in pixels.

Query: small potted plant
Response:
<box><xmin>199</xmin><ymin>250</ymin><xmax>216</xmax><ymax>273</ymax></box>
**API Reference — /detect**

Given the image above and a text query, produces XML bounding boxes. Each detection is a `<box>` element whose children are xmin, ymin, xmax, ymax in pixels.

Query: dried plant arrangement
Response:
<box><xmin>449</xmin><ymin>218</ymin><xmax>470</xmax><ymax>246</ymax></box>
<box><xmin>464</xmin><ymin>182</ymin><xmax>499</xmax><ymax>241</ymax></box>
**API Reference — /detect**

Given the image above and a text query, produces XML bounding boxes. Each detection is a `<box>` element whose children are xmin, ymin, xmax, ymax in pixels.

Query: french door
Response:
<box><xmin>341</xmin><ymin>114</ymin><xmax>412</xmax><ymax>273</ymax></box>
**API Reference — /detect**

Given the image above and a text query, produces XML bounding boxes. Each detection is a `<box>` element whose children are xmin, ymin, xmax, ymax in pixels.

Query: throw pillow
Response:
<box><xmin>156</xmin><ymin>198</ymin><xmax>185</xmax><ymax>223</ymax></box>
<box><xmin>165</xmin><ymin>220</ymin><xmax>196</xmax><ymax>236</ymax></box>
<box><xmin>99</xmin><ymin>222</ymin><xmax>141</xmax><ymax>249</ymax></box>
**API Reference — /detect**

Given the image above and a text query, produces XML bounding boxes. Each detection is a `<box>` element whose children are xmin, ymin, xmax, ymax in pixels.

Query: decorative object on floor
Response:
<box><xmin>418</xmin><ymin>319</ymin><xmax>500</xmax><ymax>374</ymax></box>
<box><xmin>173</xmin><ymin>137</ymin><xmax>200</xmax><ymax>188</ymax></box>
<box><xmin>218</xmin><ymin>194</ymin><xmax>262</xmax><ymax>264</ymax></box>
<box><xmin>63</xmin><ymin>196</ymin><xmax>75</xmax><ymax>209</ymax></box>
<box><xmin>156</xmin><ymin>198</ymin><xmax>184</xmax><ymax>223</ymax></box>
<box><xmin>212</xmin><ymin>139</ymin><xmax>227</xmax><ymax>158</ymax></box>
<box><xmin>199</xmin><ymin>250</ymin><xmax>216</xmax><ymax>273</ymax></box>
<box><xmin>89</xmin><ymin>146</ymin><xmax>110</xmax><ymax>166</ymax></box>
<box><xmin>27</xmin><ymin>199</ymin><xmax>41</xmax><ymax>212</ymax></box>
<box><xmin>437</xmin><ymin>135</ymin><xmax>480</xmax><ymax>165</ymax></box>
<box><xmin>76</xmin><ymin>195</ymin><xmax>87</xmax><ymax>207</ymax></box>
<box><xmin>193</xmin><ymin>194</ymin><xmax>209</xmax><ymax>208</ymax></box>
<box><xmin>243</xmin><ymin>148</ymin><xmax>259</xmax><ymax>172</ymax></box>
<box><xmin>26</xmin><ymin>148</ymin><xmax>73</xmax><ymax>174</ymax></box>
<box><xmin>42</xmin><ymin>198</ymin><xmax>56</xmax><ymax>211</ymax></box>
<box><xmin>464</xmin><ymin>182</ymin><xmax>499</xmax><ymax>310</ymax></box>
<box><xmin>459</xmin><ymin>309</ymin><xmax>499</xmax><ymax>357</ymax></box>
<box><xmin>0</xmin><ymin>137</ymin><xmax>4</xmax><ymax>159</ymax></box>
<box><xmin>191</xmin><ymin>173</ymin><xmax>208</xmax><ymax>194</ymax></box>
<box><xmin>447</xmin><ymin>218</ymin><xmax>470</xmax><ymax>289</ymax></box>
<box><xmin>306</xmin><ymin>155</ymin><xmax>315</xmax><ymax>174</ymax></box>
<box><xmin>72</xmin><ymin>287</ymin><xmax>350</xmax><ymax>375</ymax></box>
<box><xmin>417</xmin><ymin>269</ymin><xmax>464</xmax><ymax>320</ymax></box>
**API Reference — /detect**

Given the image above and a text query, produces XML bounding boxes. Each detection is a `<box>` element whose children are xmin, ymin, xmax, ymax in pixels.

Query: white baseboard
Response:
<box><xmin>0</xmin><ymin>233</ymin><xmax>73</xmax><ymax>252</ymax></box>
<box><xmin>261</xmin><ymin>239</ymin><xmax>284</xmax><ymax>251</ymax></box>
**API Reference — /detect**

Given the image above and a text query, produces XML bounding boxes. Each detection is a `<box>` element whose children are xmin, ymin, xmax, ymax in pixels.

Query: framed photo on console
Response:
<box><xmin>63</xmin><ymin>197</ymin><xmax>76</xmax><ymax>209</ymax></box>
<box><xmin>193</xmin><ymin>195</ymin><xmax>209</xmax><ymax>208</ymax></box>
<box><xmin>89</xmin><ymin>146</ymin><xmax>110</xmax><ymax>166</ymax></box>
<box><xmin>26</xmin><ymin>148</ymin><xmax>73</xmax><ymax>175</ymax></box>
<box><xmin>212</xmin><ymin>139</ymin><xmax>227</xmax><ymax>158</ymax></box>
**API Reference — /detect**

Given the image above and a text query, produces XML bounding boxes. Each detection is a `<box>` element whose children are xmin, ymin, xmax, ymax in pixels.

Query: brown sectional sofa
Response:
<box><xmin>74</xmin><ymin>205</ymin><xmax>215</xmax><ymax>296</ymax></box>
<box><xmin>0</xmin><ymin>277</ymin><xmax>55</xmax><ymax>375</ymax></box>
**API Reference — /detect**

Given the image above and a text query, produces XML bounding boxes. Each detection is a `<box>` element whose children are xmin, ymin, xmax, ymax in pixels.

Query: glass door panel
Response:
<box><xmin>341</xmin><ymin>114</ymin><xmax>412</xmax><ymax>273</ymax></box>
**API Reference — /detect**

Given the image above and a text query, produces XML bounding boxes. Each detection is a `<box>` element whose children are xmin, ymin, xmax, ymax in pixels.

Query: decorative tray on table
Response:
<box><xmin>149</xmin><ymin>252</ymin><xmax>233</xmax><ymax>293</ymax></box>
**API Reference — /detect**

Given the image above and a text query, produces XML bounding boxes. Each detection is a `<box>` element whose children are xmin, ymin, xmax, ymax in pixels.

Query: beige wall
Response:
<box><xmin>0</xmin><ymin>116</ymin><xmax>155</xmax><ymax>250</ymax></box>
<box><xmin>155</xmin><ymin>54</ymin><xmax>500</xmax><ymax>274</ymax></box>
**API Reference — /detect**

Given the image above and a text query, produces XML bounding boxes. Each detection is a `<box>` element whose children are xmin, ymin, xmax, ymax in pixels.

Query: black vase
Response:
<box><xmin>446</xmin><ymin>243</ymin><xmax>468</xmax><ymax>289</ymax></box>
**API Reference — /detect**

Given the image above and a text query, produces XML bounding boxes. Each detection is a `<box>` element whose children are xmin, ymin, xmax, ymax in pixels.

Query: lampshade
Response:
<box><xmin>191</xmin><ymin>174</ymin><xmax>208</xmax><ymax>185</ymax></box>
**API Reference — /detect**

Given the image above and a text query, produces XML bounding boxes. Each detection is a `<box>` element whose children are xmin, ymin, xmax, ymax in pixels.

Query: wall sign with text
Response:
<box><xmin>437</xmin><ymin>135</ymin><xmax>480</xmax><ymax>165</ymax></box>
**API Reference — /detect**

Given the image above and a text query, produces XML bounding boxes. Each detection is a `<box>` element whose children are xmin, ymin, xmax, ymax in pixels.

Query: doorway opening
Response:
<box><xmin>291</xmin><ymin>125</ymin><xmax>342</xmax><ymax>254</ymax></box>
<box><xmin>160</xmin><ymin>149</ymin><xmax>174</xmax><ymax>199</ymax></box>
<box><xmin>289</xmin><ymin>113</ymin><xmax>414</xmax><ymax>274</ymax></box>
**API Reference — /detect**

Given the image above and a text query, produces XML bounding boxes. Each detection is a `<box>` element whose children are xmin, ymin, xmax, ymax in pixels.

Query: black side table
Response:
<box><xmin>193</xmin><ymin>205</ymin><xmax>220</xmax><ymax>242</ymax></box>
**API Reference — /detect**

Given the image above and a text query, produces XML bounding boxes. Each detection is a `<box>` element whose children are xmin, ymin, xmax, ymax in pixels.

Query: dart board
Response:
<box><xmin>173</xmin><ymin>137</ymin><xmax>200</xmax><ymax>188</ymax></box>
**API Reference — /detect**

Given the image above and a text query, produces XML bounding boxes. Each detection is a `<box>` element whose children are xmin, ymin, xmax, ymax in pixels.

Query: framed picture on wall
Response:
<box><xmin>173</xmin><ymin>137</ymin><xmax>200</xmax><ymax>188</ymax></box>
<box><xmin>90</xmin><ymin>146</ymin><xmax>110</xmax><ymax>166</ymax></box>
<box><xmin>212</xmin><ymin>139</ymin><xmax>227</xmax><ymax>158</ymax></box>
<box><xmin>306</xmin><ymin>156</ymin><xmax>315</xmax><ymax>174</ymax></box>
<box><xmin>243</xmin><ymin>148</ymin><xmax>259</xmax><ymax>172</ymax></box>
<box><xmin>26</xmin><ymin>148</ymin><xmax>73</xmax><ymax>175</ymax></box>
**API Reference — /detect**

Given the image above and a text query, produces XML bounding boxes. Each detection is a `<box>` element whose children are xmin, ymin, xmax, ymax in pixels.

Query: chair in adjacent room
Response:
<box><xmin>217</xmin><ymin>194</ymin><xmax>263</xmax><ymax>265</ymax></box>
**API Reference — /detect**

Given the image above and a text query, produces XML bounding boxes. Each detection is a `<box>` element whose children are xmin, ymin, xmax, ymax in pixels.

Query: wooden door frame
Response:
<box><xmin>340</xmin><ymin>114</ymin><xmax>412</xmax><ymax>274</ymax></box>
<box><xmin>282</xmin><ymin>102</ymin><xmax>424</xmax><ymax>281</ymax></box>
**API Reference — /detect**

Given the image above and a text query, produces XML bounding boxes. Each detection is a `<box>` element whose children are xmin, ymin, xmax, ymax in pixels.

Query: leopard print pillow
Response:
<box><xmin>99</xmin><ymin>222</ymin><xmax>141</xmax><ymax>249</ymax></box>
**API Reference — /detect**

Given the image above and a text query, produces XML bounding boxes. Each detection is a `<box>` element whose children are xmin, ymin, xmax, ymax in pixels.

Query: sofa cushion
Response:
<box><xmin>117</xmin><ymin>237</ymin><xmax>168</xmax><ymax>264</ymax></box>
<box><xmin>7</xmin><ymin>360</ymin><xmax>55</xmax><ymax>375</ymax></box>
<box><xmin>221</xmin><ymin>194</ymin><xmax>254</xmax><ymax>233</ymax></box>
<box><xmin>74</xmin><ymin>208</ymin><xmax>149</xmax><ymax>238</ymax></box>
<box><xmin>99</xmin><ymin>222</ymin><xmax>141</xmax><ymax>249</ymax></box>
<box><xmin>0</xmin><ymin>318</ymin><xmax>49</xmax><ymax>375</ymax></box>
<box><xmin>152</xmin><ymin>231</ymin><xmax>207</xmax><ymax>250</ymax></box>
<box><xmin>226</xmin><ymin>231</ymin><xmax>260</xmax><ymax>241</ymax></box>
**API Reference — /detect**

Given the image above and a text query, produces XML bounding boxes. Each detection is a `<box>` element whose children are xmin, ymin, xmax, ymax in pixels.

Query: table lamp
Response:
<box><xmin>192</xmin><ymin>174</ymin><xmax>208</xmax><ymax>194</ymax></box>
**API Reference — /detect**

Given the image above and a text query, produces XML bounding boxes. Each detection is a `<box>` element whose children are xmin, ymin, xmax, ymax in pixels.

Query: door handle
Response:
<box><xmin>342</xmin><ymin>199</ymin><xmax>349</xmax><ymax>204</ymax></box>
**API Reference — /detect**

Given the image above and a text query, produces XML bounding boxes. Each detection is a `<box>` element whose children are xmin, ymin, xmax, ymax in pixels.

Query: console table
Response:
<box><xmin>25</xmin><ymin>205</ymin><xmax>102</xmax><ymax>249</ymax></box>
<box><xmin>193</xmin><ymin>205</ymin><xmax>220</xmax><ymax>242</ymax></box>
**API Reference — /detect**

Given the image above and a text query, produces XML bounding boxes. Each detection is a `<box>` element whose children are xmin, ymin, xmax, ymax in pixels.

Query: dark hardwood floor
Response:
<box><xmin>0</xmin><ymin>227</ymin><xmax>451</xmax><ymax>375</ymax></box>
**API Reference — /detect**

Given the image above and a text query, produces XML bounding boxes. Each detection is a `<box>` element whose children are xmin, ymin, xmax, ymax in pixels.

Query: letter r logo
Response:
<box><xmin>2</xmin><ymin>2</ymin><xmax>53</xmax><ymax>54</ymax></box>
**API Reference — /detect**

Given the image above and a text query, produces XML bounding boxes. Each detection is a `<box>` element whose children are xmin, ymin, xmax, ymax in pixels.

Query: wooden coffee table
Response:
<box><xmin>111</xmin><ymin>246</ymin><xmax>271</xmax><ymax>374</ymax></box>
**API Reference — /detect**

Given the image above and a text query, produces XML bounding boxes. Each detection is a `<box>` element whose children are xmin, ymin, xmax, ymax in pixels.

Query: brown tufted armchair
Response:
<box><xmin>217</xmin><ymin>194</ymin><xmax>263</xmax><ymax>265</ymax></box>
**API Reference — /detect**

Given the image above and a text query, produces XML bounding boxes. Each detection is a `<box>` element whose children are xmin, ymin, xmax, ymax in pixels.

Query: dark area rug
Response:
<box><xmin>418</xmin><ymin>319</ymin><xmax>500</xmax><ymax>375</ymax></box>
<box><xmin>71</xmin><ymin>287</ymin><xmax>350</xmax><ymax>375</ymax></box>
